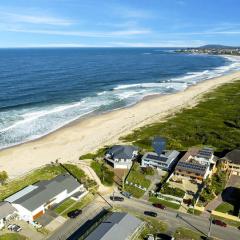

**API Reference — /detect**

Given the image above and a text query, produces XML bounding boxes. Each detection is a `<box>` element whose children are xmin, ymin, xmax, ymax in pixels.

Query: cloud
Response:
<box><xmin>3</xmin><ymin>27</ymin><xmax>151</xmax><ymax>37</ymax></box>
<box><xmin>0</xmin><ymin>11</ymin><xmax>73</xmax><ymax>26</ymax></box>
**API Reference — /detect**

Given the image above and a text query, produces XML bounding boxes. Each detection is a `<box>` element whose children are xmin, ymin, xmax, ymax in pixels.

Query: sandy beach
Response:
<box><xmin>1</xmin><ymin>70</ymin><xmax>240</xmax><ymax>178</ymax></box>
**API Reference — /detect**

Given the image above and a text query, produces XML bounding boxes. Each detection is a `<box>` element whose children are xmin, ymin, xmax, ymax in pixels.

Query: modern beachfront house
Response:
<box><xmin>5</xmin><ymin>174</ymin><xmax>86</xmax><ymax>222</ymax></box>
<box><xmin>85</xmin><ymin>212</ymin><xmax>144</xmax><ymax>240</ymax></box>
<box><xmin>221</xmin><ymin>149</ymin><xmax>240</xmax><ymax>176</ymax></box>
<box><xmin>141</xmin><ymin>150</ymin><xmax>180</xmax><ymax>171</ymax></box>
<box><xmin>0</xmin><ymin>202</ymin><xmax>17</xmax><ymax>230</ymax></box>
<box><xmin>105</xmin><ymin>145</ymin><xmax>139</xmax><ymax>169</ymax></box>
<box><xmin>173</xmin><ymin>147</ymin><xmax>215</xmax><ymax>181</ymax></box>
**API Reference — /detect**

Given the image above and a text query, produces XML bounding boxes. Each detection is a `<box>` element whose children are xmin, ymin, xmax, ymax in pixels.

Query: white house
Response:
<box><xmin>5</xmin><ymin>174</ymin><xmax>86</xmax><ymax>222</ymax></box>
<box><xmin>105</xmin><ymin>145</ymin><xmax>139</xmax><ymax>169</ymax></box>
<box><xmin>141</xmin><ymin>150</ymin><xmax>180</xmax><ymax>171</ymax></box>
<box><xmin>0</xmin><ymin>202</ymin><xmax>17</xmax><ymax>230</ymax></box>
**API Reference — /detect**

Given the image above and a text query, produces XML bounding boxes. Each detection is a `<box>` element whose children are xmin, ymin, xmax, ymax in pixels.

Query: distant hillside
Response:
<box><xmin>199</xmin><ymin>44</ymin><xmax>237</xmax><ymax>49</ymax></box>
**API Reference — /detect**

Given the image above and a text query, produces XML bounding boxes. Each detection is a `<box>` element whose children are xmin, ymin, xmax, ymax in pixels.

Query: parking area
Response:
<box><xmin>0</xmin><ymin>219</ymin><xmax>44</xmax><ymax>240</ymax></box>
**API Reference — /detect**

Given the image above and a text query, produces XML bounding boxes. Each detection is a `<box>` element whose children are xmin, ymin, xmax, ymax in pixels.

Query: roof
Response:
<box><xmin>106</xmin><ymin>145</ymin><xmax>138</xmax><ymax>160</ymax></box>
<box><xmin>0</xmin><ymin>202</ymin><xmax>16</xmax><ymax>219</ymax></box>
<box><xmin>175</xmin><ymin>147</ymin><xmax>213</xmax><ymax>175</ymax></box>
<box><xmin>224</xmin><ymin>149</ymin><xmax>240</xmax><ymax>164</ymax></box>
<box><xmin>142</xmin><ymin>150</ymin><xmax>180</xmax><ymax>165</ymax></box>
<box><xmin>85</xmin><ymin>212</ymin><xmax>143</xmax><ymax>240</ymax></box>
<box><xmin>5</xmin><ymin>174</ymin><xmax>81</xmax><ymax>211</ymax></box>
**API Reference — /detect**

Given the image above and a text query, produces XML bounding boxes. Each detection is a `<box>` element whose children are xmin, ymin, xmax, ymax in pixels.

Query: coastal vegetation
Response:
<box><xmin>120</xmin><ymin>80</ymin><xmax>240</xmax><ymax>152</ymax></box>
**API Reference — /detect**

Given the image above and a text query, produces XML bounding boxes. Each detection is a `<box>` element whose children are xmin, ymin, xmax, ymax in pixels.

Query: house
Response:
<box><xmin>141</xmin><ymin>150</ymin><xmax>180</xmax><ymax>171</ymax></box>
<box><xmin>85</xmin><ymin>212</ymin><xmax>144</xmax><ymax>240</ymax></box>
<box><xmin>5</xmin><ymin>174</ymin><xmax>86</xmax><ymax>222</ymax></box>
<box><xmin>174</xmin><ymin>147</ymin><xmax>215</xmax><ymax>181</ymax></box>
<box><xmin>222</xmin><ymin>149</ymin><xmax>240</xmax><ymax>176</ymax></box>
<box><xmin>0</xmin><ymin>202</ymin><xmax>17</xmax><ymax>230</ymax></box>
<box><xmin>105</xmin><ymin>145</ymin><xmax>138</xmax><ymax>169</ymax></box>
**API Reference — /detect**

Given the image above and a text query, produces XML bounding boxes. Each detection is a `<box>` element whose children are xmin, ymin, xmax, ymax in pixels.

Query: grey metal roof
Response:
<box><xmin>5</xmin><ymin>174</ymin><xmax>81</xmax><ymax>211</ymax></box>
<box><xmin>106</xmin><ymin>145</ymin><xmax>138</xmax><ymax>160</ymax></box>
<box><xmin>0</xmin><ymin>202</ymin><xmax>16</xmax><ymax>219</ymax></box>
<box><xmin>85</xmin><ymin>212</ymin><xmax>143</xmax><ymax>240</ymax></box>
<box><xmin>224</xmin><ymin>149</ymin><xmax>240</xmax><ymax>164</ymax></box>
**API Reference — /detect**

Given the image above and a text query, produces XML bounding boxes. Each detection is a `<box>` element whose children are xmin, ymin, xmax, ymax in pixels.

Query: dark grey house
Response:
<box><xmin>85</xmin><ymin>212</ymin><xmax>143</xmax><ymax>240</ymax></box>
<box><xmin>105</xmin><ymin>145</ymin><xmax>138</xmax><ymax>169</ymax></box>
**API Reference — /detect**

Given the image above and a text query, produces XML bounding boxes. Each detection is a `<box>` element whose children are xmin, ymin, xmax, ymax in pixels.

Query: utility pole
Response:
<box><xmin>208</xmin><ymin>216</ymin><xmax>212</xmax><ymax>238</ymax></box>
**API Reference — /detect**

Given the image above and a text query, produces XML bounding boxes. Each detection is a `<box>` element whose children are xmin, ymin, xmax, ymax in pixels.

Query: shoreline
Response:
<box><xmin>0</xmin><ymin>70</ymin><xmax>240</xmax><ymax>178</ymax></box>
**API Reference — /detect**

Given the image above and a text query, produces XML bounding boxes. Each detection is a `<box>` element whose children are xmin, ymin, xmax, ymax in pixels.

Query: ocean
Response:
<box><xmin>0</xmin><ymin>48</ymin><xmax>240</xmax><ymax>150</ymax></box>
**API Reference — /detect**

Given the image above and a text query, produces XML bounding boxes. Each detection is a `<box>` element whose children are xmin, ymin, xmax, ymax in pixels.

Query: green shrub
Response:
<box><xmin>160</xmin><ymin>183</ymin><xmax>185</xmax><ymax>198</ymax></box>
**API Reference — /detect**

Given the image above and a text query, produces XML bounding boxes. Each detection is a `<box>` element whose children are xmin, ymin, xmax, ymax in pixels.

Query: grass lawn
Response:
<box><xmin>54</xmin><ymin>198</ymin><xmax>76</xmax><ymax>215</ymax></box>
<box><xmin>62</xmin><ymin>193</ymin><xmax>94</xmax><ymax>218</ymax></box>
<box><xmin>187</xmin><ymin>208</ymin><xmax>202</xmax><ymax>216</ymax></box>
<box><xmin>138</xmin><ymin>216</ymin><xmax>168</xmax><ymax>239</ymax></box>
<box><xmin>90</xmin><ymin>161</ymin><xmax>114</xmax><ymax>186</ymax></box>
<box><xmin>120</xmin><ymin>80</ymin><xmax>240</xmax><ymax>152</ymax></box>
<box><xmin>124</xmin><ymin>185</ymin><xmax>145</xmax><ymax>198</ymax></box>
<box><xmin>149</xmin><ymin>196</ymin><xmax>180</xmax><ymax>210</ymax></box>
<box><xmin>62</xmin><ymin>164</ymin><xmax>86</xmax><ymax>180</ymax></box>
<box><xmin>0</xmin><ymin>233</ymin><xmax>29</xmax><ymax>240</ymax></box>
<box><xmin>0</xmin><ymin>164</ymin><xmax>65</xmax><ymax>200</ymax></box>
<box><xmin>126</xmin><ymin>163</ymin><xmax>151</xmax><ymax>189</ymax></box>
<box><xmin>174</xmin><ymin>227</ymin><xmax>202</xmax><ymax>240</ymax></box>
<box><xmin>215</xmin><ymin>202</ymin><xmax>234</xmax><ymax>214</ymax></box>
<box><xmin>211</xmin><ymin>214</ymin><xmax>240</xmax><ymax>228</ymax></box>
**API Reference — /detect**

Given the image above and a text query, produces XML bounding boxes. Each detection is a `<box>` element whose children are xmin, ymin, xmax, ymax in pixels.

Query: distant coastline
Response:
<box><xmin>1</xmin><ymin>70</ymin><xmax>240</xmax><ymax>178</ymax></box>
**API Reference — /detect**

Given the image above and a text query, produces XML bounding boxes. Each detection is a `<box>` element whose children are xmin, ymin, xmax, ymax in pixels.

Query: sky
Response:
<box><xmin>0</xmin><ymin>0</ymin><xmax>240</xmax><ymax>48</ymax></box>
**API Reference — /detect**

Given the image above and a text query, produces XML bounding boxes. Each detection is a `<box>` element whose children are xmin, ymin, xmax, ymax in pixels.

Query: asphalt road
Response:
<box><xmin>108</xmin><ymin>194</ymin><xmax>240</xmax><ymax>240</ymax></box>
<box><xmin>47</xmin><ymin>193</ymin><xmax>240</xmax><ymax>240</ymax></box>
<box><xmin>47</xmin><ymin>199</ymin><xmax>109</xmax><ymax>240</ymax></box>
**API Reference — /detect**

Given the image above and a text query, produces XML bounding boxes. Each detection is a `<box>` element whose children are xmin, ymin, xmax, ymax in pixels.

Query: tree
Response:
<box><xmin>0</xmin><ymin>171</ymin><xmax>8</xmax><ymax>185</ymax></box>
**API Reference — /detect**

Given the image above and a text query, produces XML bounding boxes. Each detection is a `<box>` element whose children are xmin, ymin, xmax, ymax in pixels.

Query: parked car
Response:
<box><xmin>157</xmin><ymin>233</ymin><xmax>175</xmax><ymax>240</ymax></box>
<box><xmin>212</xmin><ymin>219</ymin><xmax>227</xmax><ymax>227</ymax></box>
<box><xmin>183</xmin><ymin>198</ymin><xmax>192</xmax><ymax>205</ymax></box>
<box><xmin>110</xmin><ymin>196</ymin><xmax>124</xmax><ymax>201</ymax></box>
<box><xmin>67</xmin><ymin>209</ymin><xmax>82</xmax><ymax>218</ymax></box>
<box><xmin>152</xmin><ymin>203</ymin><xmax>166</xmax><ymax>210</ymax></box>
<box><xmin>144</xmin><ymin>211</ymin><xmax>157</xmax><ymax>217</ymax></box>
<box><xmin>121</xmin><ymin>191</ymin><xmax>132</xmax><ymax>198</ymax></box>
<box><xmin>8</xmin><ymin>224</ymin><xmax>22</xmax><ymax>232</ymax></box>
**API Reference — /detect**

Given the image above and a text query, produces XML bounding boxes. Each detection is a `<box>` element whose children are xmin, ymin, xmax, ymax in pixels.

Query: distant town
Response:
<box><xmin>176</xmin><ymin>44</ymin><xmax>240</xmax><ymax>56</ymax></box>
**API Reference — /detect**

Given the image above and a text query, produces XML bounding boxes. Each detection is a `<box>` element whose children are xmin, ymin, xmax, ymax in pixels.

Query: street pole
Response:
<box><xmin>208</xmin><ymin>216</ymin><xmax>212</xmax><ymax>238</ymax></box>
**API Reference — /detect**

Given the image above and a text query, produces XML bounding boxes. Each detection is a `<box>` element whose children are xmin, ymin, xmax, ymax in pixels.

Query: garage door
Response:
<box><xmin>33</xmin><ymin>210</ymin><xmax>44</xmax><ymax>220</ymax></box>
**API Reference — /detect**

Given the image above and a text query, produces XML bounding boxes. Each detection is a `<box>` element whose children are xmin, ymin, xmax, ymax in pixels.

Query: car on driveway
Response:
<box><xmin>110</xmin><ymin>196</ymin><xmax>124</xmax><ymax>201</ymax></box>
<box><xmin>8</xmin><ymin>224</ymin><xmax>22</xmax><ymax>232</ymax></box>
<box><xmin>152</xmin><ymin>203</ymin><xmax>166</xmax><ymax>210</ymax></box>
<box><xmin>212</xmin><ymin>219</ymin><xmax>227</xmax><ymax>227</ymax></box>
<box><xmin>67</xmin><ymin>209</ymin><xmax>82</xmax><ymax>218</ymax></box>
<box><xmin>144</xmin><ymin>211</ymin><xmax>157</xmax><ymax>217</ymax></box>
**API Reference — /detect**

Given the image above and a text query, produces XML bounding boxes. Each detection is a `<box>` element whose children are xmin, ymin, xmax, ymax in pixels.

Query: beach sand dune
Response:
<box><xmin>1</xmin><ymin>71</ymin><xmax>240</xmax><ymax>178</ymax></box>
